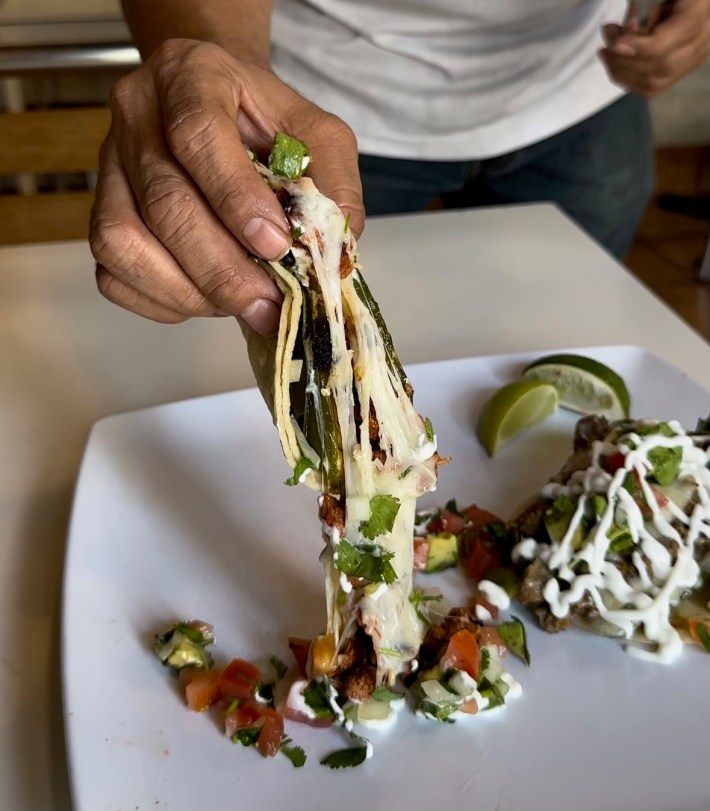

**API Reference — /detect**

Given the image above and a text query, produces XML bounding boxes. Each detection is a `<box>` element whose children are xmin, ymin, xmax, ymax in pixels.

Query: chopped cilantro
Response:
<box><xmin>335</xmin><ymin>539</ymin><xmax>397</xmax><ymax>584</ymax></box>
<box><xmin>291</xmin><ymin>226</ymin><xmax>304</xmax><ymax>240</ymax></box>
<box><xmin>607</xmin><ymin>526</ymin><xmax>635</xmax><ymax>554</ymax></box>
<box><xmin>498</xmin><ymin>616</ymin><xmax>531</xmax><ymax>665</ymax></box>
<box><xmin>232</xmin><ymin>727</ymin><xmax>261</xmax><ymax>747</ymax></box>
<box><xmin>343</xmin><ymin>212</ymin><xmax>352</xmax><ymax>233</ymax></box>
<box><xmin>284</xmin><ymin>457</ymin><xmax>314</xmax><ymax>486</ymax></box>
<box><xmin>479</xmin><ymin>647</ymin><xmax>491</xmax><ymax>675</ymax></box>
<box><xmin>398</xmin><ymin>465</ymin><xmax>414</xmax><ymax>480</ymax></box>
<box><xmin>360</xmin><ymin>495</ymin><xmax>401</xmax><ymax>540</ymax></box>
<box><xmin>270</xmin><ymin>655</ymin><xmax>288</xmax><ymax>680</ymax></box>
<box><xmin>302</xmin><ymin>679</ymin><xmax>337</xmax><ymax>720</ymax></box>
<box><xmin>444</xmin><ymin>498</ymin><xmax>461</xmax><ymax>515</ymax></box>
<box><xmin>320</xmin><ymin>746</ymin><xmax>368</xmax><ymax>769</ymax></box>
<box><xmin>409</xmin><ymin>589</ymin><xmax>443</xmax><ymax>625</ymax></box>
<box><xmin>424</xmin><ymin>417</ymin><xmax>435</xmax><ymax>443</ymax></box>
<box><xmin>371</xmin><ymin>686</ymin><xmax>402</xmax><ymax>703</ymax></box>
<box><xmin>280</xmin><ymin>736</ymin><xmax>307</xmax><ymax>768</ymax></box>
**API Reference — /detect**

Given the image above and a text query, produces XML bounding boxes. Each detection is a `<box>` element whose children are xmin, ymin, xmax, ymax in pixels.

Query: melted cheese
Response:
<box><xmin>285</xmin><ymin>176</ymin><xmax>439</xmax><ymax>682</ymax></box>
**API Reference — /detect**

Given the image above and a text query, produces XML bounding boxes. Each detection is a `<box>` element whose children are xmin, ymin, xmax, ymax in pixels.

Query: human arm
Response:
<box><xmin>90</xmin><ymin>1</ymin><xmax>364</xmax><ymax>333</ymax></box>
<box><xmin>599</xmin><ymin>0</ymin><xmax>710</xmax><ymax>98</ymax></box>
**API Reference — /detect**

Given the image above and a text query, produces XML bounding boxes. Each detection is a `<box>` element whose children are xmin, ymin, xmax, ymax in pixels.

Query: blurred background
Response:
<box><xmin>1</xmin><ymin>0</ymin><xmax>708</xmax><ymax>337</ymax></box>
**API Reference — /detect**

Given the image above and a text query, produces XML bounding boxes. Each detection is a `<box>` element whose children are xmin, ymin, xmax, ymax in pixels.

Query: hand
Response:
<box><xmin>90</xmin><ymin>39</ymin><xmax>363</xmax><ymax>334</ymax></box>
<box><xmin>599</xmin><ymin>0</ymin><xmax>710</xmax><ymax>98</ymax></box>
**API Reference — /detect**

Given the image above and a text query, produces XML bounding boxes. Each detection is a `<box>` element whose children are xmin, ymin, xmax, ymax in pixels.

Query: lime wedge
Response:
<box><xmin>477</xmin><ymin>380</ymin><xmax>559</xmax><ymax>456</ymax></box>
<box><xmin>522</xmin><ymin>353</ymin><xmax>630</xmax><ymax>419</ymax></box>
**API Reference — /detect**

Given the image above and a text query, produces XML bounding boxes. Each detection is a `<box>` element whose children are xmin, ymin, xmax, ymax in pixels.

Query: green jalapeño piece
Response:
<box><xmin>268</xmin><ymin>132</ymin><xmax>311</xmax><ymax>179</ymax></box>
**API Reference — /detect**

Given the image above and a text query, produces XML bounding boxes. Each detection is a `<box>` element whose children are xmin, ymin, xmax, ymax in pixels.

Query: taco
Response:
<box><xmin>243</xmin><ymin>135</ymin><xmax>442</xmax><ymax>696</ymax></box>
<box><xmin>509</xmin><ymin>414</ymin><xmax>710</xmax><ymax>661</ymax></box>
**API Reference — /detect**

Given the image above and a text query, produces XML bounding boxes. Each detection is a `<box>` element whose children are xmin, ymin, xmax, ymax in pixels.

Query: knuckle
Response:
<box><xmin>196</xmin><ymin>262</ymin><xmax>242</xmax><ymax>301</ymax></box>
<box><xmin>141</xmin><ymin>177</ymin><xmax>196</xmax><ymax>241</ymax></box>
<box><xmin>166</xmin><ymin>106</ymin><xmax>221</xmax><ymax>164</ymax></box>
<box><xmin>109</xmin><ymin>74</ymin><xmax>137</xmax><ymax>114</ymax></box>
<box><xmin>89</xmin><ymin>215</ymin><xmax>143</xmax><ymax>271</ymax></box>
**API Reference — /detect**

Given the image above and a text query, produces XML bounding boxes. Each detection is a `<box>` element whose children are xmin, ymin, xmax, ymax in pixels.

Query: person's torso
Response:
<box><xmin>271</xmin><ymin>0</ymin><xmax>627</xmax><ymax>159</ymax></box>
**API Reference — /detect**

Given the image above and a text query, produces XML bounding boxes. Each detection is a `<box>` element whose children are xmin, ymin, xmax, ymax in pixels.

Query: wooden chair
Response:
<box><xmin>0</xmin><ymin>106</ymin><xmax>111</xmax><ymax>244</ymax></box>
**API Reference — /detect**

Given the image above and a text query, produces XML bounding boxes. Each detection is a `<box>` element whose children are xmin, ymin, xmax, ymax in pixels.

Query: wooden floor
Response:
<box><xmin>625</xmin><ymin>146</ymin><xmax>710</xmax><ymax>340</ymax></box>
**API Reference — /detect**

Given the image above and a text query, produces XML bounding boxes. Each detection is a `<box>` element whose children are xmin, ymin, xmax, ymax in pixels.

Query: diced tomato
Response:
<box><xmin>459</xmin><ymin>698</ymin><xmax>479</xmax><ymax>715</ymax></box>
<box><xmin>461</xmin><ymin>504</ymin><xmax>501</xmax><ymax>529</ymax></box>
<box><xmin>224</xmin><ymin>698</ymin><xmax>265</xmax><ymax>737</ymax></box>
<box><xmin>440</xmin><ymin>629</ymin><xmax>481</xmax><ymax>681</ymax></box>
<box><xmin>459</xmin><ymin>526</ymin><xmax>502</xmax><ymax>581</ymax></box>
<box><xmin>426</xmin><ymin>515</ymin><xmax>443</xmax><ymax>534</ymax></box>
<box><xmin>284</xmin><ymin>704</ymin><xmax>334</xmax><ymax>727</ymax></box>
<box><xmin>440</xmin><ymin>509</ymin><xmax>466</xmax><ymax>535</ymax></box>
<box><xmin>413</xmin><ymin>537</ymin><xmax>429</xmax><ymax>571</ymax></box>
<box><xmin>604</xmin><ymin>452</ymin><xmax>626</xmax><ymax>473</ymax></box>
<box><xmin>478</xmin><ymin>626</ymin><xmax>507</xmax><ymax>656</ymax></box>
<box><xmin>288</xmin><ymin>637</ymin><xmax>311</xmax><ymax>678</ymax></box>
<box><xmin>650</xmin><ymin>486</ymin><xmax>669</xmax><ymax>509</ymax></box>
<box><xmin>218</xmin><ymin>658</ymin><xmax>262</xmax><ymax>701</ymax></box>
<box><xmin>469</xmin><ymin>596</ymin><xmax>499</xmax><ymax>621</ymax></box>
<box><xmin>256</xmin><ymin>708</ymin><xmax>284</xmax><ymax>758</ymax></box>
<box><xmin>179</xmin><ymin>667</ymin><xmax>222</xmax><ymax>712</ymax></box>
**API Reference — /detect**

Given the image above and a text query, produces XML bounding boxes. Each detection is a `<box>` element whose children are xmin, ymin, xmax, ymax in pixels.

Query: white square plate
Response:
<box><xmin>63</xmin><ymin>346</ymin><xmax>710</xmax><ymax>811</ymax></box>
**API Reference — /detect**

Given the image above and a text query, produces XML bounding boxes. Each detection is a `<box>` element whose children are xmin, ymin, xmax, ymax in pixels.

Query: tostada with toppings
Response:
<box><xmin>509</xmin><ymin>415</ymin><xmax>710</xmax><ymax>660</ymax></box>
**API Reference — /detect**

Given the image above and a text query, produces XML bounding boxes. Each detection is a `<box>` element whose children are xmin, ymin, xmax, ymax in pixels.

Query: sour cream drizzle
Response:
<box><xmin>531</xmin><ymin>423</ymin><xmax>710</xmax><ymax>662</ymax></box>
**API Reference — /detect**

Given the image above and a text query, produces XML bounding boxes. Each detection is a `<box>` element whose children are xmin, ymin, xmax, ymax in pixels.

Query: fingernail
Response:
<box><xmin>243</xmin><ymin>218</ymin><xmax>291</xmax><ymax>260</ymax></box>
<box><xmin>241</xmin><ymin>298</ymin><xmax>281</xmax><ymax>336</ymax></box>
<box><xmin>612</xmin><ymin>42</ymin><xmax>636</xmax><ymax>56</ymax></box>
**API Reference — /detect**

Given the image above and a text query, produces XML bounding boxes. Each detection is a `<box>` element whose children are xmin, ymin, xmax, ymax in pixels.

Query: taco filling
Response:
<box><xmin>244</xmin><ymin>135</ymin><xmax>442</xmax><ymax>695</ymax></box>
<box><xmin>510</xmin><ymin>415</ymin><xmax>710</xmax><ymax>662</ymax></box>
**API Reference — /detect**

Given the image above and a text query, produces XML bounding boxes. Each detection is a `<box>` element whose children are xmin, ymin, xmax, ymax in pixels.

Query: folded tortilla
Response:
<box><xmin>243</xmin><ymin>158</ymin><xmax>441</xmax><ymax>690</ymax></box>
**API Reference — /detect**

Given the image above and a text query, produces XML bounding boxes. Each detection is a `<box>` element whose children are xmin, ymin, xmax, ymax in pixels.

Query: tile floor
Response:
<box><xmin>625</xmin><ymin>146</ymin><xmax>710</xmax><ymax>341</ymax></box>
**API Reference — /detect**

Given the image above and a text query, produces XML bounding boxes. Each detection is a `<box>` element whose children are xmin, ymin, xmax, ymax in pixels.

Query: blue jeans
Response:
<box><xmin>359</xmin><ymin>95</ymin><xmax>654</xmax><ymax>259</ymax></box>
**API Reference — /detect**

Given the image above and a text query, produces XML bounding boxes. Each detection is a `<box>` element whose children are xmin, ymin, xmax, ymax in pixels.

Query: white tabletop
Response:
<box><xmin>1</xmin><ymin>203</ymin><xmax>708</xmax><ymax>810</ymax></box>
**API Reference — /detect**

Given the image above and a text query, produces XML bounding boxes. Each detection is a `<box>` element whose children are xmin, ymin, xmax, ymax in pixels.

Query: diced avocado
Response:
<box><xmin>268</xmin><ymin>132</ymin><xmax>310</xmax><ymax>179</ymax></box>
<box><xmin>424</xmin><ymin>532</ymin><xmax>458</xmax><ymax>573</ymax></box>
<box><xmin>483</xmin><ymin>566</ymin><xmax>520</xmax><ymax>598</ymax></box>
<box><xmin>543</xmin><ymin>496</ymin><xmax>575</xmax><ymax>541</ymax></box>
<box><xmin>544</xmin><ymin>496</ymin><xmax>586</xmax><ymax>549</ymax></box>
<box><xmin>154</xmin><ymin>622</ymin><xmax>214</xmax><ymax>670</ymax></box>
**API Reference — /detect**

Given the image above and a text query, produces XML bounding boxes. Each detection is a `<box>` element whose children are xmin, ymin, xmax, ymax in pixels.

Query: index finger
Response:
<box><xmin>153</xmin><ymin>42</ymin><xmax>293</xmax><ymax>262</ymax></box>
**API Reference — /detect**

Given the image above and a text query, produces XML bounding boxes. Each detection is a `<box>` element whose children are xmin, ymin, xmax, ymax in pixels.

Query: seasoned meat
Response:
<box><xmin>340</xmin><ymin>666</ymin><xmax>376</xmax><ymax>701</ymax></box>
<box><xmin>535</xmin><ymin>606</ymin><xmax>573</xmax><ymax>633</ymax></box>
<box><xmin>518</xmin><ymin>558</ymin><xmax>550</xmax><ymax>605</ymax></box>
<box><xmin>335</xmin><ymin>629</ymin><xmax>373</xmax><ymax>674</ymax></box>
<box><xmin>509</xmin><ymin>498</ymin><xmax>548</xmax><ymax>541</ymax></box>
<box><xmin>372</xmin><ymin>448</ymin><xmax>387</xmax><ymax>464</ymax></box>
<box><xmin>339</xmin><ymin>246</ymin><xmax>354</xmax><ymax>279</ymax></box>
<box><xmin>368</xmin><ymin>404</ymin><xmax>380</xmax><ymax>443</ymax></box>
<box><xmin>319</xmin><ymin>493</ymin><xmax>345</xmax><ymax>533</ymax></box>
<box><xmin>571</xmin><ymin>589</ymin><xmax>598</xmax><ymax>619</ymax></box>
<box><xmin>573</xmin><ymin>415</ymin><xmax>610</xmax><ymax>452</ymax></box>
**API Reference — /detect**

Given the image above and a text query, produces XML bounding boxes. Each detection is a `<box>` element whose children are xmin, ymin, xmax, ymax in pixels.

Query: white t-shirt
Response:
<box><xmin>271</xmin><ymin>0</ymin><xmax>627</xmax><ymax>160</ymax></box>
